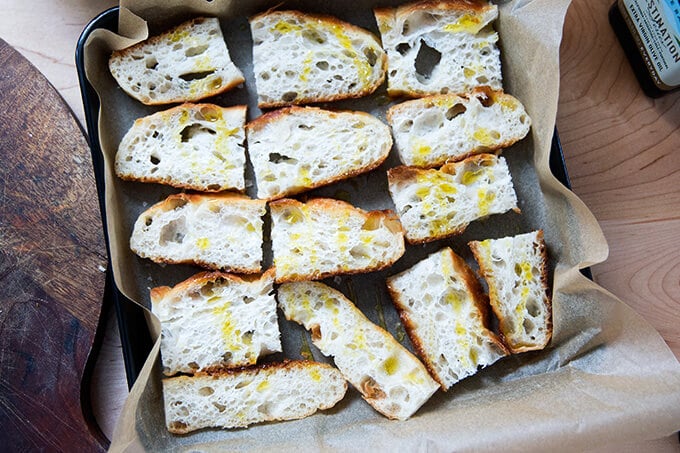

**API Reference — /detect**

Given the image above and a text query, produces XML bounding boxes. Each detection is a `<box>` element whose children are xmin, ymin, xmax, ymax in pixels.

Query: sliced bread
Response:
<box><xmin>151</xmin><ymin>269</ymin><xmax>281</xmax><ymax>376</ymax></box>
<box><xmin>109</xmin><ymin>17</ymin><xmax>244</xmax><ymax>105</ymax></box>
<box><xmin>386</xmin><ymin>248</ymin><xmax>508</xmax><ymax>390</ymax></box>
<box><xmin>387</xmin><ymin>89</ymin><xmax>531</xmax><ymax>168</ymax></box>
<box><xmin>277</xmin><ymin>281</ymin><xmax>439</xmax><ymax>420</ymax></box>
<box><xmin>249</xmin><ymin>10</ymin><xmax>387</xmax><ymax>107</ymax></box>
<box><xmin>374</xmin><ymin>0</ymin><xmax>502</xmax><ymax>97</ymax></box>
<box><xmin>130</xmin><ymin>192</ymin><xmax>266</xmax><ymax>273</ymax></box>
<box><xmin>387</xmin><ymin>154</ymin><xmax>519</xmax><ymax>244</ymax></box>
<box><xmin>162</xmin><ymin>360</ymin><xmax>347</xmax><ymax>433</ymax></box>
<box><xmin>469</xmin><ymin>230</ymin><xmax>552</xmax><ymax>353</ymax></box>
<box><xmin>269</xmin><ymin>198</ymin><xmax>405</xmax><ymax>283</ymax></box>
<box><xmin>247</xmin><ymin>106</ymin><xmax>392</xmax><ymax>200</ymax></box>
<box><xmin>115</xmin><ymin>104</ymin><xmax>247</xmax><ymax>192</ymax></box>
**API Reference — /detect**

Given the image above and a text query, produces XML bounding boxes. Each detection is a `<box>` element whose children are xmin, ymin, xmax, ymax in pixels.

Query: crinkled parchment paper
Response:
<box><xmin>83</xmin><ymin>1</ymin><xmax>680</xmax><ymax>451</ymax></box>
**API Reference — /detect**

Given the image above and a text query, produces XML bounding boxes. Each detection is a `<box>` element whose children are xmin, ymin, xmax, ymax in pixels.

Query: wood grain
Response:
<box><xmin>557</xmin><ymin>0</ymin><xmax>680</xmax><ymax>359</ymax></box>
<box><xmin>0</xmin><ymin>39</ymin><xmax>108</xmax><ymax>450</ymax></box>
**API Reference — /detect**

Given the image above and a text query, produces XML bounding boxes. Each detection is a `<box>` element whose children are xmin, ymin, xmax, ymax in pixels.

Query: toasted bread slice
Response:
<box><xmin>387</xmin><ymin>89</ymin><xmax>531</xmax><ymax>168</ymax></box>
<box><xmin>269</xmin><ymin>198</ymin><xmax>405</xmax><ymax>283</ymax></box>
<box><xmin>247</xmin><ymin>106</ymin><xmax>392</xmax><ymax>200</ymax></box>
<box><xmin>277</xmin><ymin>281</ymin><xmax>439</xmax><ymax>420</ymax></box>
<box><xmin>249</xmin><ymin>10</ymin><xmax>387</xmax><ymax>107</ymax></box>
<box><xmin>386</xmin><ymin>248</ymin><xmax>508</xmax><ymax>390</ymax></box>
<box><xmin>130</xmin><ymin>193</ymin><xmax>266</xmax><ymax>273</ymax></box>
<box><xmin>162</xmin><ymin>360</ymin><xmax>347</xmax><ymax>433</ymax></box>
<box><xmin>151</xmin><ymin>269</ymin><xmax>281</xmax><ymax>376</ymax></box>
<box><xmin>109</xmin><ymin>17</ymin><xmax>244</xmax><ymax>105</ymax></box>
<box><xmin>374</xmin><ymin>0</ymin><xmax>502</xmax><ymax>97</ymax></box>
<box><xmin>387</xmin><ymin>154</ymin><xmax>519</xmax><ymax>244</ymax></box>
<box><xmin>469</xmin><ymin>230</ymin><xmax>552</xmax><ymax>353</ymax></box>
<box><xmin>115</xmin><ymin>104</ymin><xmax>246</xmax><ymax>192</ymax></box>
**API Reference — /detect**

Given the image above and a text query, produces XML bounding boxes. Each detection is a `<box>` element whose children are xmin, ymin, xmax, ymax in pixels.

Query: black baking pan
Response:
<box><xmin>75</xmin><ymin>6</ymin><xmax>588</xmax><ymax>387</ymax></box>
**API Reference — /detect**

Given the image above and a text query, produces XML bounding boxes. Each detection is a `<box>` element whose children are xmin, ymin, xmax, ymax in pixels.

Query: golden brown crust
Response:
<box><xmin>196</xmin><ymin>358</ymin><xmax>342</xmax><ymax>378</ymax></box>
<box><xmin>150</xmin><ymin>268</ymin><xmax>275</xmax><ymax>308</ymax></box>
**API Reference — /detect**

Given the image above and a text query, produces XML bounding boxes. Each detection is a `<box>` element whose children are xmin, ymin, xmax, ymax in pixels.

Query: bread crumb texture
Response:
<box><xmin>152</xmin><ymin>270</ymin><xmax>281</xmax><ymax>375</ymax></box>
<box><xmin>387</xmin><ymin>248</ymin><xmax>507</xmax><ymax>390</ymax></box>
<box><xmin>470</xmin><ymin>230</ymin><xmax>552</xmax><ymax>353</ymax></box>
<box><xmin>277</xmin><ymin>281</ymin><xmax>439</xmax><ymax>420</ymax></box>
<box><xmin>387</xmin><ymin>154</ymin><xmax>518</xmax><ymax>243</ymax></box>
<box><xmin>375</xmin><ymin>0</ymin><xmax>502</xmax><ymax>96</ymax></box>
<box><xmin>387</xmin><ymin>89</ymin><xmax>531</xmax><ymax>168</ymax></box>
<box><xmin>109</xmin><ymin>17</ymin><xmax>244</xmax><ymax>105</ymax></box>
<box><xmin>247</xmin><ymin>106</ymin><xmax>391</xmax><ymax>199</ymax></box>
<box><xmin>130</xmin><ymin>193</ymin><xmax>266</xmax><ymax>272</ymax></box>
<box><xmin>270</xmin><ymin>198</ymin><xmax>405</xmax><ymax>282</ymax></box>
<box><xmin>250</xmin><ymin>11</ymin><xmax>386</xmax><ymax>107</ymax></box>
<box><xmin>115</xmin><ymin>104</ymin><xmax>247</xmax><ymax>191</ymax></box>
<box><xmin>162</xmin><ymin>360</ymin><xmax>347</xmax><ymax>432</ymax></box>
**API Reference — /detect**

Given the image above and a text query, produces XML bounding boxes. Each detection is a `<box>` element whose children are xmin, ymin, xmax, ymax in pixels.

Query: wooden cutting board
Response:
<box><xmin>0</xmin><ymin>39</ymin><xmax>108</xmax><ymax>450</ymax></box>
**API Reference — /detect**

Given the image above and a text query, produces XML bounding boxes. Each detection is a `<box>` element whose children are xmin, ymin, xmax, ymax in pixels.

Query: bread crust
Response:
<box><xmin>469</xmin><ymin>230</ymin><xmax>553</xmax><ymax>353</ymax></box>
<box><xmin>150</xmin><ymin>268</ymin><xmax>276</xmax><ymax>308</ymax></box>
<box><xmin>270</xmin><ymin>198</ymin><xmax>404</xmax><ymax>283</ymax></box>
<box><xmin>249</xmin><ymin>10</ymin><xmax>387</xmax><ymax>108</ymax></box>
<box><xmin>110</xmin><ymin>17</ymin><xmax>245</xmax><ymax>105</ymax></box>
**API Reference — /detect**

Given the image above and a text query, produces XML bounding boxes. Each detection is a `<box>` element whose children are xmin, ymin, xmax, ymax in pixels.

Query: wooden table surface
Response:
<box><xmin>1</xmin><ymin>0</ymin><xmax>678</xmax><ymax>450</ymax></box>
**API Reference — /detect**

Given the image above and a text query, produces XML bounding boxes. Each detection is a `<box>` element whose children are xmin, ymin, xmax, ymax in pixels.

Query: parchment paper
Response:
<box><xmin>83</xmin><ymin>1</ymin><xmax>680</xmax><ymax>451</ymax></box>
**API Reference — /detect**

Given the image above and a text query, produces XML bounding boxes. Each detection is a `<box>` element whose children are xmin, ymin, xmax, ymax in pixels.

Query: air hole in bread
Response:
<box><xmin>150</xmin><ymin>155</ymin><xmax>160</xmax><ymax>165</ymax></box>
<box><xmin>522</xmin><ymin>318</ymin><xmax>535</xmax><ymax>334</ymax></box>
<box><xmin>131</xmin><ymin>54</ymin><xmax>143</xmax><ymax>61</ymax></box>
<box><xmin>185</xmin><ymin>44</ymin><xmax>209</xmax><ymax>57</ymax></box>
<box><xmin>476</xmin><ymin>75</ymin><xmax>489</xmax><ymax>85</ymax></box>
<box><xmin>396</xmin><ymin>42</ymin><xmax>411</xmax><ymax>55</ymax></box>
<box><xmin>180</xmin><ymin>124</ymin><xmax>216</xmax><ymax>142</ymax></box>
<box><xmin>144</xmin><ymin>217</ymin><xmax>153</xmax><ymax>227</ymax></box>
<box><xmin>350</xmin><ymin>245</ymin><xmax>371</xmax><ymax>260</ymax></box>
<box><xmin>269</xmin><ymin>152</ymin><xmax>297</xmax><ymax>164</ymax></box>
<box><xmin>361</xmin><ymin>214</ymin><xmax>382</xmax><ymax>231</ymax></box>
<box><xmin>235</xmin><ymin>378</ymin><xmax>252</xmax><ymax>389</ymax></box>
<box><xmin>198</xmin><ymin>386</ymin><xmax>214</xmax><ymax>396</ymax></box>
<box><xmin>360</xmin><ymin>376</ymin><xmax>386</xmax><ymax>399</ymax></box>
<box><xmin>316</xmin><ymin>61</ymin><xmax>329</xmax><ymax>70</ymax></box>
<box><xmin>188</xmin><ymin>361</ymin><xmax>199</xmax><ymax>370</ymax></box>
<box><xmin>282</xmin><ymin>91</ymin><xmax>298</xmax><ymax>102</ymax></box>
<box><xmin>446</xmin><ymin>103</ymin><xmax>467</xmax><ymax>120</ymax></box>
<box><xmin>298</xmin><ymin>124</ymin><xmax>314</xmax><ymax>130</ymax></box>
<box><xmin>206</xmin><ymin>184</ymin><xmax>221</xmax><ymax>191</ymax></box>
<box><xmin>348</xmin><ymin>82</ymin><xmax>357</xmax><ymax>90</ymax></box>
<box><xmin>364</xmin><ymin>47</ymin><xmax>379</xmax><ymax>66</ymax></box>
<box><xmin>179</xmin><ymin>70</ymin><xmax>216</xmax><ymax>81</ymax></box>
<box><xmin>414</xmin><ymin>40</ymin><xmax>441</xmax><ymax>81</ymax></box>
<box><xmin>212</xmin><ymin>402</ymin><xmax>226</xmax><ymax>412</ymax></box>
<box><xmin>526</xmin><ymin>299</ymin><xmax>541</xmax><ymax>317</ymax></box>
<box><xmin>159</xmin><ymin>217</ymin><xmax>187</xmax><ymax>246</ymax></box>
<box><xmin>302</xmin><ymin>28</ymin><xmax>326</xmax><ymax>44</ymax></box>
<box><xmin>145</xmin><ymin>57</ymin><xmax>158</xmax><ymax>70</ymax></box>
